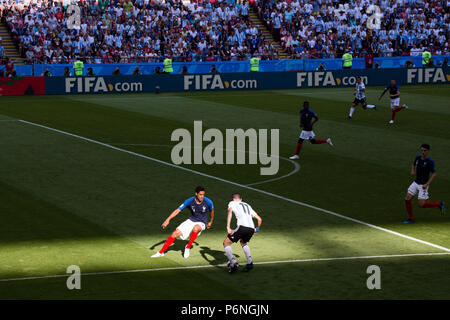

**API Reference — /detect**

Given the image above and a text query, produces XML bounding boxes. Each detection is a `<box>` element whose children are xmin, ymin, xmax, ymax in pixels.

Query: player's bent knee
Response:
<box><xmin>172</xmin><ymin>229</ymin><xmax>182</xmax><ymax>238</ymax></box>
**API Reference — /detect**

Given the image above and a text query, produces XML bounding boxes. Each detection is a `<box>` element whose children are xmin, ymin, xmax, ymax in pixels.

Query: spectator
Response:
<box><xmin>42</xmin><ymin>68</ymin><xmax>52</xmax><ymax>77</ymax></box>
<box><xmin>427</xmin><ymin>58</ymin><xmax>435</xmax><ymax>67</ymax></box>
<box><xmin>62</xmin><ymin>67</ymin><xmax>71</xmax><ymax>76</ymax></box>
<box><xmin>441</xmin><ymin>58</ymin><xmax>448</xmax><ymax>67</ymax></box>
<box><xmin>374</xmin><ymin>62</ymin><xmax>380</xmax><ymax>69</ymax></box>
<box><xmin>132</xmin><ymin>66</ymin><xmax>142</xmax><ymax>75</ymax></box>
<box><xmin>87</xmin><ymin>67</ymin><xmax>95</xmax><ymax>76</ymax></box>
<box><xmin>316</xmin><ymin>63</ymin><xmax>325</xmax><ymax>71</ymax></box>
<box><xmin>4</xmin><ymin>58</ymin><xmax>14</xmax><ymax>77</ymax></box>
<box><xmin>154</xmin><ymin>67</ymin><xmax>161</xmax><ymax>74</ymax></box>
<box><xmin>404</xmin><ymin>59</ymin><xmax>415</xmax><ymax>68</ymax></box>
<box><xmin>180</xmin><ymin>66</ymin><xmax>188</xmax><ymax>74</ymax></box>
<box><xmin>365</xmin><ymin>50</ymin><xmax>374</xmax><ymax>69</ymax></box>
<box><xmin>112</xmin><ymin>67</ymin><xmax>121</xmax><ymax>76</ymax></box>
<box><xmin>210</xmin><ymin>65</ymin><xmax>220</xmax><ymax>73</ymax></box>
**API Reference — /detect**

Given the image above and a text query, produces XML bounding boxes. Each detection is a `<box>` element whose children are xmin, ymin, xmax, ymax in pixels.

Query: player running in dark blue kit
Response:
<box><xmin>378</xmin><ymin>79</ymin><xmax>409</xmax><ymax>124</ymax></box>
<box><xmin>152</xmin><ymin>186</ymin><xmax>214</xmax><ymax>258</ymax></box>
<box><xmin>290</xmin><ymin>101</ymin><xmax>333</xmax><ymax>159</ymax></box>
<box><xmin>403</xmin><ymin>144</ymin><xmax>445</xmax><ymax>224</ymax></box>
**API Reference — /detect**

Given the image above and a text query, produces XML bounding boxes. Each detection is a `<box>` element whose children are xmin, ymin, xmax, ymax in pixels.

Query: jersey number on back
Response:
<box><xmin>239</xmin><ymin>203</ymin><xmax>251</xmax><ymax>215</ymax></box>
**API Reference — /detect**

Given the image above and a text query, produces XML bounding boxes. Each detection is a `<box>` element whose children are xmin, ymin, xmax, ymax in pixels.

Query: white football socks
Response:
<box><xmin>224</xmin><ymin>245</ymin><xmax>236</xmax><ymax>266</ymax></box>
<box><xmin>242</xmin><ymin>244</ymin><xmax>252</xmax><ymax>264</ymax></box>
<box><xmin>349</xmin><ymin>106</ymin><xmax>355</xmax><ymax>117</ymax></box>
<box><xmin>366</xmin><ymin>104</ymin><xmax>376</xmax><ymax>109</ymax></box>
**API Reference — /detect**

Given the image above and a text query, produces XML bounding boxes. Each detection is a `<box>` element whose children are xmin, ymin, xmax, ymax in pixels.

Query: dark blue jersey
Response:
<box><xmin>387</xmin><ymin>83</ymin><xmax>399</xmax><ymax>99</ymax></box>
<box><xmin>300</xmin><ymin>108</ymin><xmax>318</xmax><ymax>131</ymax></box>
<box><xmin>414</xmin><ymin>155</ymin><xmax>436</xmax><ymax>184</ymax></box>
<box><xmin>178</xmin><ymin>196</ymin><xmax>214</xmax><ymax>224</ymax></box>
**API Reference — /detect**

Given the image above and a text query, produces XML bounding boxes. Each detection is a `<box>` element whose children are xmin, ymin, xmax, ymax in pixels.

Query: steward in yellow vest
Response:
<box><xmin>74</xmin><ymin>60</ymin><xmax>84</xmax><ymax>76</ymax></box>
<box><xmin>250</xmin><ymin>56</ymin><xmax>259</xmax><ymax>72</ymax></box>
<box><xmin>163</xmin><ymin>57</ymin><xmax>173</xmax><ymax>73</ymax></box>
<box><xmin>342</xmin><ymin>51</ymin><xmax>352</xmax><ymax>69</ymax></box>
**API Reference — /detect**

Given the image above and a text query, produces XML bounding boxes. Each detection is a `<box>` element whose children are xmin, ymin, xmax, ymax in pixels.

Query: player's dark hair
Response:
<box><xmin>303</xmin><ymin>101</ymin><xmax>309</xmax><ymax>107</ymax></box>
<box><xmin>231</xmin><ymin>193</ymin><xmax>242</xmax><ymax>200</ymax></box>
<box><xmin>421</xmin><ymin>144</ymin><xmax>430</xmax><ymax>150</ymax></box>
<box><xmin>195</xmin><ymin>186</ymin><xmax>205</xmax><ymax>193</ymax></box>
<box><xmin>356</xmin><ymin>76</ymin><xmax>361</xmax><ymax>79</ymax></box>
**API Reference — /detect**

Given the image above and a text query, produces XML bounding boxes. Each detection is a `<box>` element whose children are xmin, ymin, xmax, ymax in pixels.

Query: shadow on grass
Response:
<box><xmin>149</xmin><ymin>240</ymin><xmax>240</xmax><ymax>266</ymax></box>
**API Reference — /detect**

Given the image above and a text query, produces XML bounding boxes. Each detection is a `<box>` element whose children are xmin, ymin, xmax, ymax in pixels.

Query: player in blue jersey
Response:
<box><xmin>151</xmin><ymin>186</ymin><xmax>214</xmax><ymax>258</ymax></box>
<box><xmin>347</xmin><ymin>76</ymin><xmax>377</xmax><ymax>119</ymax></box>
<box><xmin>403</xmin><ymin>144</ymin><xmax>446</xmax><ymax>224</ymax></box>
<box><xmin>289</xmin><ymin>101</ymin><xmax>333</xmax><ymax>160</ymax></box>
<box><xmin>378</xmin><ymin>79</ymin><xmax>409</xmax><ymax>124</ymax></box>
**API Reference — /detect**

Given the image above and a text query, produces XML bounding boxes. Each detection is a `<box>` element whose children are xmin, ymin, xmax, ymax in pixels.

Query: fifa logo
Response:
<box><xmin>170</xmin><ymin>121</ymin><xmax>279</xmax><ymax>175</ymax></box>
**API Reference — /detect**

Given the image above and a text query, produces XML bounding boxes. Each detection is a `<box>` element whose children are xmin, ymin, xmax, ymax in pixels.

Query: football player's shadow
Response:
<box><xmin>198</xmin><ymin>246</ymin><xmax>240</xmax><ymax>268</ymax></box>
<box><xmin>149</xmin><ymin>239</ymin><xmax>200</xmax><ymax>258</ymax></box>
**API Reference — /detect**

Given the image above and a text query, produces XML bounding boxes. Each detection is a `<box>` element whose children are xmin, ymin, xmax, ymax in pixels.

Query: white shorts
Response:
<box><xmin>407</xmin><ymin>181</ymin><xmax>429</xmax><ymax>200</ymax></box>
<box><xmin>390</xmin><ymin>97</ymin><xmax>400</xmax><ymax>109</ymax></box>
<box><xmin>299</xmin><ymin>130</ymin><xmax>315</xmax><ymax>140</ymax></box>
<box><xmin>176</xmin><ymin>219</ymin><xmax>206</xmax><ymax>240</ymax></box>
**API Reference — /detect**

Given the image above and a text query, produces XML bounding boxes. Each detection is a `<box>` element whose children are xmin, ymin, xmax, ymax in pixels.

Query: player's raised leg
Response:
<box><xmin>311</xmin><ymin>138</ymin><xmax>333</xmax><ymax>147</ymax></box>
<box><xmin>152</xmin><ymin>229</ymin><xmax>182</xmax><ymax>257</ymax></box>
<box><xmin>223</xmin><ymin>237</ymin><xmax>239</xmax><ymax>273</ymax></box>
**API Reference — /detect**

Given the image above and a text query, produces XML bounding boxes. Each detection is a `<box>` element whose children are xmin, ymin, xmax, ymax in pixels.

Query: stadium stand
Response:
<box><xmin>0</xmin><ymin>0</ymin><xmax>448</xmax><ymax>65</ymax></box>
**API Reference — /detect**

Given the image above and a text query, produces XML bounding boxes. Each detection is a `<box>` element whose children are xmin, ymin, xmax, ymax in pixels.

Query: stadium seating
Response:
<box><xmin>0</xmin><ymin>0</ymin><xmax>448</xmax><ymax>65</ymax></box>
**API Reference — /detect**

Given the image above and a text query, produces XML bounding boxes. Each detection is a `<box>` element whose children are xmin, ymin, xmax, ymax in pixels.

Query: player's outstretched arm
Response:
<box><xmin>253</xmin><ymin>213</ymin><xmax>262</xmax><ymax>233</ymax></box>
<box><xmin>379</xmin><ymin>88</ymin><xmax>388</xmax><ymax>100</ymax></box>
<box><xmin>226</xmin><ymin>208</ymin><xmax>233</xmax><ymax>234</ymax></box>
<box><xmin>207</xmin><ymin>209</ymin><xmax>214</xmax><ymax>229</ymax></box>
<box><xmin>162</xmin><ymin>208</ymin><xmax>181</xmax><ymax>229</ymax></box>
<box><xmin>411</xmin><ymin>163</ymin><xmax>416</xmax><ymax>176</ymax></box>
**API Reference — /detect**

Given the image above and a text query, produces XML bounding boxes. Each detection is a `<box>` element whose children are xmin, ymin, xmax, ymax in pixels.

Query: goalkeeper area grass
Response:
<box><xmin>0</xmin><ymin>84</ymin><xmax>449</xmax><ymax>299</ymax></box>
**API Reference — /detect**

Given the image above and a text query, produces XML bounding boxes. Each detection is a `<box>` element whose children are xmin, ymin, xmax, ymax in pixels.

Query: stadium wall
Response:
<box><xmin>42</xmin><ymin>67</ymin><xmax>448</xmax><ymax>95</ymax></box>
<box><xmin>1</xmin><ymin>67</ymin><xmax>447</xmax><ymax>96</ymax></box>
<box><xmin>8</xmin><ymin>55</ymin><xmax>450</xmax><ymax>76</ymax></box>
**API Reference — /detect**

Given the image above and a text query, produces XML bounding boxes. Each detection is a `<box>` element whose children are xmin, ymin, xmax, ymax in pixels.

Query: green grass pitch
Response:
<box><xmin>0</xmin><ymin>84</ymin><xmax>449</xmax><ymax>299</ymax></box>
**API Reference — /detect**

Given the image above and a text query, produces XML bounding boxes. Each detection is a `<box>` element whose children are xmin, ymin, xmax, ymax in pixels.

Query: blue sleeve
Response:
<box><xmin>430</xmin><ymin>159</ymin><xmax>436</xmax><ymax>173</ymax></box>
<box><xmin>178</xmin><ymin>196</ymin><xmax>194</xmax><ymax>211</ymax></box>
<box><xmin>311</xmin><ymin>110</ymin><xmax>318</xmax><ymax>119</ymax></box>
<box><xmin>204</xmin><ymin>197</ymin><xmax>214</xmax><ymax>211</ymax></box>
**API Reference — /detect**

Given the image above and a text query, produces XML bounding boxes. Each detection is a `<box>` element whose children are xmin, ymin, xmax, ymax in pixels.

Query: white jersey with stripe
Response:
<box><xmin>355</xmin><ymin>82</ymin><xmax>366</xmax><ymax>100</ymax></box>
<box><xmin>228</xmin><ymin>200</ymin><xmax>256</xmax><ymax>229</ymax></box>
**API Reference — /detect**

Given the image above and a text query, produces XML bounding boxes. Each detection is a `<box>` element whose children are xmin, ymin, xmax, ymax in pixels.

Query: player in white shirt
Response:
<box><xmin>347</xmin><ymin>76</ymin><xmax>377</xmax><ymax>119</ymax></box>
<box><xmin>223</xmin><ymin>193</ymin><xmax>262</xmax><ymax>273</ymax></box>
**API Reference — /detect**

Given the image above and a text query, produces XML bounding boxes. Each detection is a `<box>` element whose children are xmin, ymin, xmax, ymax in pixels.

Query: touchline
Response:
<box><xmin>170</xmin><ymin>121</ymin><xmax>280</xmax><ymax>175</ymax></box>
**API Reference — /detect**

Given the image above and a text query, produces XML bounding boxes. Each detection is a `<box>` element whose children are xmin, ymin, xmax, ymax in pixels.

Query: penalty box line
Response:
<box><xmin>17</xmin><ymin>119</ymin><xmax>450</xmax><ymax>253</ymax></box>
<box><xmin>0</xmin><ymin>252</ymin><xmax>449</xmax><ymax>283</ymax></box>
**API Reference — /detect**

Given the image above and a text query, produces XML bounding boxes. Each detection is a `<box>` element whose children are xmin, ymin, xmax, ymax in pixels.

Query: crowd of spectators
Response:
<box><xmin>1</xmin><ymin>0</ymin><xmax>278</xmax><ymax>64</ymax></box>
<box><xmin>257</xmin><ymin>0</ymin><xmax>449</xmax><ymax>59</ymax></box>
<box><xmin>0</xmin><ymin>0</ymin><xmax>449</xmax><ymax>65</ymax></box>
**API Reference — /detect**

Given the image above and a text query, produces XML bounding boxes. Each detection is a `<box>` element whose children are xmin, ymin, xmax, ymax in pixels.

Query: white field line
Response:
<box><xmin>108</xmin><ymin>143</ymin><xmax>300</xmax><ymax>187</ymax></box>
<box><xmin>16</xmin><ymin>119</ymin><xmax>450</xmax><ymax>253</ymax></box>
<box><xmin>0</xmin><ymin>252</ymin><xmax>449</xmax><ymax>283</ymax></box>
